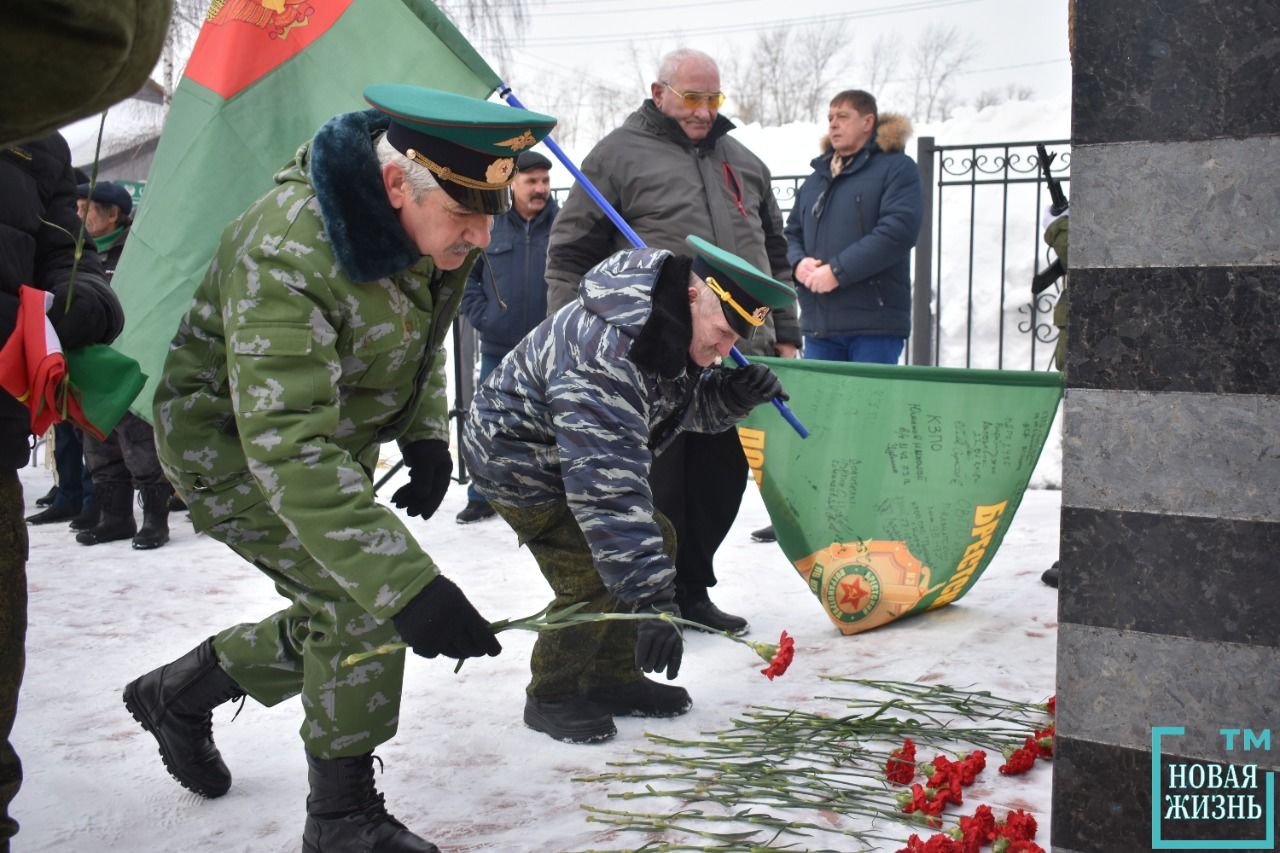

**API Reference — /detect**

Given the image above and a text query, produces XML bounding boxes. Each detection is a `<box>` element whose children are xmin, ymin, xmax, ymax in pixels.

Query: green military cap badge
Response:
<box><xmin>685</xmin><ymin>234</ymin><xmax>797</xmax><ymax>338</ymax></box>
<box><xmin>364</xmin><ymin>83</ymin><xmax>556</xmax><ymax>215</ymax></box>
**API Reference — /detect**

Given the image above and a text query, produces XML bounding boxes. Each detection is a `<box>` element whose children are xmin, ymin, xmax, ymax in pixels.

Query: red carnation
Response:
<box><xmin>1032</xmin><ymin>724</ymin><xmax>1055</xmax><ymax>758</ymax></box>
<box><xmin>886</xmin><ymin>738</ymin><xmax>918</xmax><ymax>785</ymax></box>
<box><xmin>958</xmin><ymin>750</ymin><xmax>987</xmax><ymax>784</ymax></box>
<box><xmin>998</xmin><ymin>745</ymin><xmax>1037</xmax><ymax>776</ymax></box>
<box><xmin>959</xmin><ymin>804</ymin><xmax>997</xmax><ymax>845</ymax></box>
<box><xmin>998</xmin><ymin>808</ymin><xmax>1038</xmax><ymax>841</ymax></box>
<box><xmin>756</xmin><ymin>630</ymin><xmax>795</xmax><ymax>680</ymax></box>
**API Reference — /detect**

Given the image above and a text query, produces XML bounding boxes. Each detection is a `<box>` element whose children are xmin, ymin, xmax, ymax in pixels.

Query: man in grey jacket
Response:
<box><xmin>546</xmin><ymin>48</ymin><xmax>800</xmax><ymax>636</ymax></box>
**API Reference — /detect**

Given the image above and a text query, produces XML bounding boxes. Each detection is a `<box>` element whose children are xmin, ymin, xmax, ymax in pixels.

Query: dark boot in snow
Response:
<box><xmin>523</xmin><ymin>695</ymin><xmax>616</xmax><ymax>744</ymax></box>
<box><xmin>133</xmin><ymin>483</ymin><xmax>173</xmax><ymax>549</ymax></box>
<box><xmin>583</xmin><ymin>677</ymin><xmax>692</xmax><ymax>718</ymax></box>
<box><xmin>69</xmin><ymin>497</ymin><xmax>100</xmax><ymax>532</ymax></box>
<box><xmin>75</xmin><ymin>482</ymin><xmax>135</xmax><ymax>545</ymax></box>
<box><xmin>123</xmin><ymin>637</ymin><xmax>244</xmax><ymax>798</ymax></box>
<box><xmin>303</xmin><ymin>751</ymin><xmax>439</xmax><ymax>853</ymax></box>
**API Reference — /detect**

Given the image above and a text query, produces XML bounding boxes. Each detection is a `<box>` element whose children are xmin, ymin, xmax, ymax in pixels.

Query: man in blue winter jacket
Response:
<box><xmin>753</xmin><ymin>89</ymin><xmax>923</xmax><ymax>544</ymax></box>
<box><xmin>457</xmin><ymin>150</ymin><xmax>558</xmax><ymax>524</ymax></box>
<box><xmin>786</xmin><ymin>89</ymin><xmax>922</xmax><ymax>363</ymax></box>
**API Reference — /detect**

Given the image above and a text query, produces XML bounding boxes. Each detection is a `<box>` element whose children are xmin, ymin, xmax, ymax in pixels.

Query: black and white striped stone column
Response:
<box><xmin>1054</xmin><ymin>2</ymin><xmax>1279</xmax><ymax>850</ymax></box>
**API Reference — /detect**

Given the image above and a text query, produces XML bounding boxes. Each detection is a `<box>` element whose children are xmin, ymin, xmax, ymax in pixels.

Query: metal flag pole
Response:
<box><xmin>498</xmin><ymin>84</ymin><xmax>809</xmax><ymax>440</ymax></box>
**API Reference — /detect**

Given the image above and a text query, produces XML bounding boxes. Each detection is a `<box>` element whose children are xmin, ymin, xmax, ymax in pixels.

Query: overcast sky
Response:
<box><xmin>483</xmin><ymin>0</ymin><xmax>1071</xmax><ymax>118</ymax></box>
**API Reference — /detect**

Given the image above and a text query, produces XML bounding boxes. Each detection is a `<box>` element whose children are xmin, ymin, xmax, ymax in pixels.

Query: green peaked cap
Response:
<box><xmin>685</xmin><ymin>234</ymin><xmax>797</xmax><ymax>338</ymax></box>
<box><xmin>364</xmin><ymin>83</ymin><xmax>556</xmax><ymax>215</ymax></box>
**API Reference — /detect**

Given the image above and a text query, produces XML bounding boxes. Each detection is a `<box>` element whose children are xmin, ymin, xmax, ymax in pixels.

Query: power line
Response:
<box><xmin>476</xmin><ymin>0</ymin><xmax>980</xmax><ymax>47</ymax></box>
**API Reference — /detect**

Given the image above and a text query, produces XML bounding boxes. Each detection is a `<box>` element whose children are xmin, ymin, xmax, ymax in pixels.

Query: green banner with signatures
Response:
<box><xmin>740</xmin><ymin>358</ymin><xmax>1062</xmax><ymax>635</ymax></box>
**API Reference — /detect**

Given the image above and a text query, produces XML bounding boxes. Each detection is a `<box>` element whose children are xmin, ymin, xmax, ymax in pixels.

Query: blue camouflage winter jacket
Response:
<box><xmin>784</xmin><ymin>113</ymin><xmax>922</xmax><ymax>338</ymax></box>
<box><xmin>462</xmin><ymin>248</ymin><xmax>747</xmax><ymax>604</ymax></box>
<box><xmin>459</xmin><ymin>197</ymin><xmax>557</xmax><ymax>357</ymax></box>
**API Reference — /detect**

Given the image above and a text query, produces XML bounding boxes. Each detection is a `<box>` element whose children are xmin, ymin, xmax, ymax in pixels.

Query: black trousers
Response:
<box><xmin>648</xmin><ymin>427</ymin><xmax>748</xmax><ymax>604</ymax></box>
<box><xmin>0</xmin><ymin>470</ymin><xmax>26</xmax><ymax>846</ymax></box>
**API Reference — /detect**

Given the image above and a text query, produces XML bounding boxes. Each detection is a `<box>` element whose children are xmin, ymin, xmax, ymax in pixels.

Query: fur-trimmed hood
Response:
<box><xmin>282</xmin><ymin>108</ymin><xmax>422</xmax><ymax>283</ymax></box>
<box><xmin>818</xmin><ymin>111</ymin><xmax>913</xmax><ymax>155</ymax></box>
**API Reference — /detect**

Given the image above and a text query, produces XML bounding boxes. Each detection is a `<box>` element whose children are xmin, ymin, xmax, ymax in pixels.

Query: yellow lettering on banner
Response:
<box><xmin>932</xmin><ymin>500</ymin><xmax>1010</xmax><ymax>608</ymax></box>
<box><xmin>738</xmin><ymin>427</ymin><xmax>766</xmax><ymax>487</ymax></box>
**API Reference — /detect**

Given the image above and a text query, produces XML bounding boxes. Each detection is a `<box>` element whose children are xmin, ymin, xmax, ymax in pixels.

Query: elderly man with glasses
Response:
<box><xmin>545</xmin><ymin>48</ymin><xmax>800</xmax><ymax>639</ymax></box>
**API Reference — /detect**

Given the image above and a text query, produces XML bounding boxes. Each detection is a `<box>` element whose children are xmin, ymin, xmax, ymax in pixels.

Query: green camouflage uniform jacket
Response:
<box><xmin>153</xmin><ymin>110</ymin><xmax>472</xmax><ymax>624</ymax></box>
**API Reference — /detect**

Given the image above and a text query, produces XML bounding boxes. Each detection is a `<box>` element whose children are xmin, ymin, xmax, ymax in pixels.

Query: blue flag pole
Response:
<box><xmin>498</xmin><ymin>85</ymin><xmax>809</xmax><ymax>440</ymax></box>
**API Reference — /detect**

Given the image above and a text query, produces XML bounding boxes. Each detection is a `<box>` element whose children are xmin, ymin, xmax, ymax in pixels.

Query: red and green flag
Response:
<box><xmin>0</xmin><ymin>285</ymin><xmax>145</xmax><ymax>439</ymax></box>
<box><xmin>740</xmin><ymin>359</ymin><xmax>1062</xmax><ymax>635</ymax></box>
<box><xmin>110</xmin><ymin>0</ymin><xmax>502</xmax><ymax>420</ymax></box>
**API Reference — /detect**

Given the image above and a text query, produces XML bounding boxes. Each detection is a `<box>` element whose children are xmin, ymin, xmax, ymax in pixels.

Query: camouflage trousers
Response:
<box><xmin>205</xmin><ymin>501</ymin><xmax>405</xmax><ymax>759</ymax></box>
<box><xmin>491</xmin><ymin>497</ymin><xmax>676</xmax><ymax>699</ymax></box>
<box><xmin>0</xmin><ymin>471</ymin><xmax>26</xmax><ymax>847</ymax></box>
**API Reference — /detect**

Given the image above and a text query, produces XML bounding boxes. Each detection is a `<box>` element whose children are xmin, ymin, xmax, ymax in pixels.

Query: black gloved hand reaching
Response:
<box><xmin>723</xmin><ymin>363</ymin><xmax>787</xmax><ymax>417</ymax></box>
<box><xmin>634</xmin><ymin>592</ymin><xmax>683</xmax><ymax>680</ymax></box>
<box><xmin>391</xmin><ymin>439</ymin><xmax>452</xmax><ymax>520</ymax></box>
<box><xmin>391</xmin><ymin>575</ymin><xmax>502</xmax><ymax>660</ymax></box>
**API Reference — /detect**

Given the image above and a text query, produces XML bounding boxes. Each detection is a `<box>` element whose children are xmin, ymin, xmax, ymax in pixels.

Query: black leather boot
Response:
<box><xmin>583</xmin><ymin>677</ymin><xmax>692</xmax><ymax>718</ymax></box>
<box><xmin>133</xmin><ymin>483</ymin><xmax>173</xmax><ymax>550</ymax></box>
<box><xmin>75</xmin><ymin>482</ymin><xmax>135</xmax><ymax>545</ymax></box>
<box><xmin>123</xmin><ymin>638</ymin><xmax>244</xmax><ymax>798</ymax></box>
<box><xmin>69</xmin><ymin>497</ymin><xmax>100</xmax><ymax>532</ymax></box>
<box><xmin>303</xmin><ymin>751</ymin><xmax>439</xmax><ymax>853</ymax></box>
<box><xmin>523</xmin><ymin>695</ymin><xmax>616</xmax><ymax>744</ymax></box>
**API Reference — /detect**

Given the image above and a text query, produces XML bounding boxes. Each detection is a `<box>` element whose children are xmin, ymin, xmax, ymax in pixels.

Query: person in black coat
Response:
<box><xmin>456</xmin><ymin>151</ymin><xmax>559</xmax><ymax>524</ymax></box>
<box><xmin>0</xmin><ymin>133</ymin><xmax>125</xmax><ymax>846</ymax></box>
<box><xmin>70</xmin><ymin>181</ymin><xmax>176</xmax><ymax>549</ymax></box>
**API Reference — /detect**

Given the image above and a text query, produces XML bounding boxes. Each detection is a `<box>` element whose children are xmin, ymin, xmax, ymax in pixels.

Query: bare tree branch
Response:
<box><xmin>908</xmin><ymin>23</ymin><xmax>978</xmax><ymax>122</ymax></box>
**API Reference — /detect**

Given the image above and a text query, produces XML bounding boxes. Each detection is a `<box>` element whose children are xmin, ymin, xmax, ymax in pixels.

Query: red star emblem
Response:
<box><xmin>839</xmin><ymin>575</ymin><xmax>871</xmax><ymax>612</ymax></box>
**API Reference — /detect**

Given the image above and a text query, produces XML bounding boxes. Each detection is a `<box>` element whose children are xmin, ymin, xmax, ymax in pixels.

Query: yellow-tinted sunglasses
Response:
<box><xmin>661</xmin><ymin>81</ymin><xmax>726</xmax><ymax>110</ymax></box>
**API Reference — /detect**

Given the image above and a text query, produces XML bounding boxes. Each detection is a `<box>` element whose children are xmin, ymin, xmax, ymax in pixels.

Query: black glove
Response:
<box><xmin>47</xmin><ymin>271</ymin><xmax>124</xmax><ymax>350</ymax></box>
<box><xmin>0</xmin><ymin>292</ymin><xmax>17</xmax><ymax>344</ymax></box>
<box><xmin>723</xmin><ymin>363</ymin><xmax>788</xmax><ymax>417</ymax></box>
<box><xmin>391</xmin><ymin>575</ymin><xmax>502</xmax><ymax>660</ymax></box>
<box><xmin>634</xmin><ymin>593</ymin><xmax>683</xmax><ymax>680</ymax></box>
<box><xmin>391</xmin><ymin>439</ymin><xmax>452</xmax><ymax>520</ymax></box>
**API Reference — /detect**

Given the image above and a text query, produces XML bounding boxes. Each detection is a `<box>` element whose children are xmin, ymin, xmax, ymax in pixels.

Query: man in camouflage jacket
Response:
<box><xmin>463</xmin><ymin>245</ymin><xmax>792</xmax><ymax>744</ymax></box>
<box><xmin>123</xmin><ymin>86</ymin><xmax>554</xmax><ymax>853</ymax></box>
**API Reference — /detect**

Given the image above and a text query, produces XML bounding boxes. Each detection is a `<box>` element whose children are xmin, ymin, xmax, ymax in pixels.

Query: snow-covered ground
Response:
<box><xmin>11</xmin><ymin>459</ymin><xmax>1058</xmax><ymax>852</ymax></box>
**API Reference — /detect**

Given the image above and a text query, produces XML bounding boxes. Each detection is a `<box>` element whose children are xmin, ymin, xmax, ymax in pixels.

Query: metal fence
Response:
<box><xmin>909</xmin><ymin>138</ymin><xmax>1070</xmax><ymax>370</ymax></box>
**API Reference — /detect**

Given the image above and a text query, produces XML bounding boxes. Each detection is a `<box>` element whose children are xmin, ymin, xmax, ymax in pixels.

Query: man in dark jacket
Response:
<box><xmin>0</xmin><ymin>132</ymin><xmax>125</xmax><ymax>850</ymax></box>
<box><xmin>546</xmin><ymin>48</ymin><xmax>801</xmax><ymax>635</ymax></box>
<box><xmin>72</xmin><ymin>181</ymin><xmax>176</xmax><ymax>549</ymax></box>
<box><xmin>457</xmin><ymin>150</ymin><xmax>558</xmax><ymax>524</ymax></box>
<box><xmin>784</xmin><ymin>90</ymin><xmax>922</xmax><ymax>360</ymax></box>
<box><xmin>752</xmin><ymin>90</ymin><xmax>923</xmax><ymax>544</ymax></box>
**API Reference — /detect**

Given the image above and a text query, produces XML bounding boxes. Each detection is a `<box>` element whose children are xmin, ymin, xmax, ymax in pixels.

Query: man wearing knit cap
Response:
<box><xmin>123</xmin><ymin>84</ymin><xmax>555</xmax><ymax>852</ymax></box>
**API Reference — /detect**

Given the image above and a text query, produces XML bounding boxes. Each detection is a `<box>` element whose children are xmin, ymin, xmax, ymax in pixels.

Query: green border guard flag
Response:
<box><xmin>110</xmin><ymin>0</ymin><xmax>501</xmax><ymax>420</ymax></box>
<box><xmin>740</xmin><ymin>359</ymin><xmax>1062</xmax><ymax>635</ymax></box>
